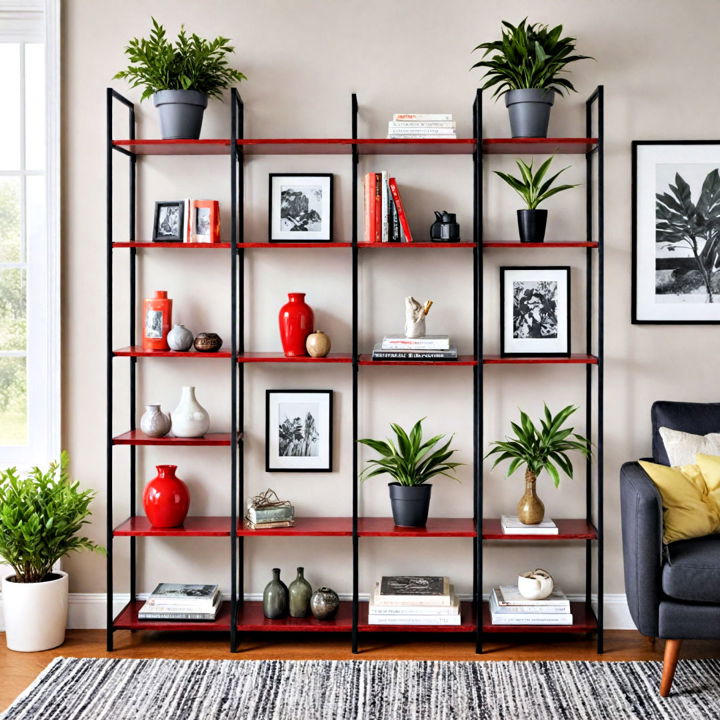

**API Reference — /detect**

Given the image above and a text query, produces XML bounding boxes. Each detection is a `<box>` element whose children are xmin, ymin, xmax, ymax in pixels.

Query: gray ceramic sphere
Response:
<box><xmin>167</xmin><ymin>324</ymin><xmax>194</xmax><ymax>352</ymax></box>
<box><xmin>310</xmin><ymin>587</ymin><xmax>340</xmax><ymax>620</ymax></box>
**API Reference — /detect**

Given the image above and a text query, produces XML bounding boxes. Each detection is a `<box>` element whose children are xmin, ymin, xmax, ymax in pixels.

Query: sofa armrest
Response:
<box><xmin>620</xmin><ymin>461</ymin><xmax>664</xmax><ymax>637</ymax></box>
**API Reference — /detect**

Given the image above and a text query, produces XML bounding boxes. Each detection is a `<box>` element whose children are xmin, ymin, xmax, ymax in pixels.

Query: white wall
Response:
<box><xmin>60</xmin><ymin>0</ymin><xmax>720</xmax><ymax>608</ymax></box>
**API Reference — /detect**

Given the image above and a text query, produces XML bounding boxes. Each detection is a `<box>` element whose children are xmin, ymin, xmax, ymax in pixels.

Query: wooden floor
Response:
<box><xmin>2</xmin><ymin>629</ymin><xmax>719</xmax><ymax>712</ymax></box>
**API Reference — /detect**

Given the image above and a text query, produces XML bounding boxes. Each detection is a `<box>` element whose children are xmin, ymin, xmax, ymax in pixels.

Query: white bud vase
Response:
<box><xmin>171</xmin><ymin>386</ymin><xmax>210</xmax><ymax>438</ymax></box>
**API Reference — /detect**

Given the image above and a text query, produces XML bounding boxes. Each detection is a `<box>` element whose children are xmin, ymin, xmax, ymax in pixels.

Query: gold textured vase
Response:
<box><xmin>517</xmin><ymin>470</ymin><xmax>545</xmax><ymax>525</ymax></box>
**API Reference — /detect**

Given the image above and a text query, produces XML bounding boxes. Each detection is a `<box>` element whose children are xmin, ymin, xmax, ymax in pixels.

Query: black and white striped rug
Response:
<box><xmin>3</xmin><ymin>657</ymin><xmax>719</xmax><ymax>719</ymax></box>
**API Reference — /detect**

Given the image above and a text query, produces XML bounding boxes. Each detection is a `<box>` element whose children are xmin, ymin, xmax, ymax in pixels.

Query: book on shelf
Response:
<box><xmin>489</xmin><ymin>589</ymin><xmax>573</xmax><ymax>625</ymax></box>
<box><xmin>388</xmin><ymin>121</ymin><xmax>456</xmax><ymax>129</ymax></box>
<box><xmin>388</xmin><ymin>178</ymin><xmax>413</xmax><ymax>243</ymax></box>
<box><xmin>246</xmin><ymin>503</ymin><xmax>295</xmax><ymax>524</ymax></box>
<box><xmin>367</xmin><ymin>612</ymin><xmax>462</xmax><ymax>626</ymax></box>
<box><xmin>244</xmin><ymin>518</ymin><xmax>295</xmax><ymax>530</ymax></box>
<box><xmin>500</xmin><ymin>515</ymin><xmax>559</xmax><ymax>535</ymax></box>
<box><xmin>372</xmin><ymin>344</ymin><xmax>458</xmax><ymax>361</ymax></box>
<box><xmin>363</xmin><ymin>172</ymin><xmax>376</xmax><ymax>243</ymax></box>
<box><xmin>381</xmin><ymin>335</ymin><xmax>450</xmax><ymax>351</ymax></box>
<box><xmin>392</xmin><ymin>113</ymin><xmax>453</xmax><ymax>121</ymax></box>
<box><xmin>144</xmin><ymin>583</ymin><xmax>219</xmax><ymax>609</ymax></box>
<box><xmin>492</xmin><ymin>587</ymin><xmax>570</xmax><ymax>613</ymax></box>
<box><xmin>388</xmin><ymin>127</ymin><xmax>457</xmax><ymax>137</ymax></box>
<box><xmin>364</xmin><ymin>173</ymin><xmax>411</xmax><ymax>243</ymax></box>
<box><xmin>369</xmin><ymin>596</ymin><xmax>460</xmax><ymax>616</ymax></box>
<box><xmin>139</xmin><ymin>596</ymin><xmax>221</xmax><ymax>622</ymax></box>
<box><xmin>375</xmin><ymin>576</ymin><xmax>453</xmax><ymax>605</ymax></box>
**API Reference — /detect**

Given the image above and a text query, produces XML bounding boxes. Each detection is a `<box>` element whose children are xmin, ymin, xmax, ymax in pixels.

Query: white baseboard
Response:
<box><xmin>0</xmin><ymin>592</ymin><xmax>635</xmax><ymax>631</ymax></box>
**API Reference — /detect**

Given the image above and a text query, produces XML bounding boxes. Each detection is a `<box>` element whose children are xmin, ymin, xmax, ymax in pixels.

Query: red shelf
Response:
<box><xmin>483</xmin><ymin>138</ymin><xmax>598</xmax><ymax>155</ymax></box>
<box><xmin>483</xmin><ymin>241</ymin><xmax>599</xmax><ymax>249</ymax></box>
<box><xmin>114</xmin><ymin>600</ymin><xmax>232</xmax><ymax>631</ymax></box>
<box><xmin>358</xmin><ymin>517</ymin><xmax>476</xmax><ymax>537</ymax></box>
<box><xmin>359</xmin><ymin>601</ymin><xmax>476</xmax><ymax>632</ymax></box>
<box><xmin>112</xmin><ymin>430</ymin><xmax>235</xmax><ymax>446</ymax></box>
<box><xmin>113</xmin><ymin>139</ymin><xmax>231</xmax><ymax>155</ymax></box>
<box><xmin>114</xmin><ymin>346</ymin><xmax>231</xmax><ymax>358</ymax></box>
<box><xmin>482</xmin><ymin>601</ymin><xmax>597</xmax><ymax>633</ymax></box>
<box><xmin>359</xmin><ymin>242</ymin><xmax>477</xmax><ymax>248</ymax></box>
<box><xmin>112</xmin><ymin>242</ymin><xmax>231</xmax><ymax>249</ymax></box>
<box><xmin>483</xmin><ymin>354</ymin><xmax>598</xmax><ymax>365</ymax></box>
<box><xmin>238</xmin><ymin>352</ymin><xmax>352</xmax><ymax>364</ymax></box>
<box><xmin>238</xmin><ymin>517</ymin><xmax>352</xmax><ymax>536</ymax></box>
<box><xmin>114</xmin><ymin>516</ymin><xmax>232</xmax><ymax>537</ymax></box>
<box><xmin>238</xmin><ymin>242</ymin><xmax>353</xmax><ymax>249</ymax></box>
<box><xmin>482</xmin><ymin>518</ymin><xmax>597</xmax><ymax>541</ymax></box>
<box><xmin>360</xmin><ymin>355</ymin><xmax>477</xmax><ymax>366</ymax></box>
<box><xmin>236</xmin><ymin>600</ymin><xmax>353</xmax><ymax>631</ymax></box>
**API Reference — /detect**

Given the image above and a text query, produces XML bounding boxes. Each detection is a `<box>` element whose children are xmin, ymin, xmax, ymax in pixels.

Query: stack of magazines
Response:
<box><xmin>387</xmin><ymin>113</ymin><xmax>457</xmax><ymax>139</ymax></box>
<box><xmin>139</xmin><ymin>583</ymin><xmax>221</xmax><ymax>622</ymax></box>
<box><xmin>372</xmin><ymin>335</ymin><xmax>457</xmax><ymax>362</ymax></box>
<box><xmin>490</xmin><ymin>585</ymin><xmax>572</xmax><ymax>625</ymax></box>
<box><xmin>368</xmin><ymin>576</ymin><xmax>461</xmax><ymax>626</ymax></box>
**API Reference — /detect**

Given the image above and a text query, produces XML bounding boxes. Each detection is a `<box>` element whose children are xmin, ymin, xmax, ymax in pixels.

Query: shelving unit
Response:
<box><xmin>106</xmin><ymin>86</ymin><xmax>603</xmax><ymax>654</ymax></box>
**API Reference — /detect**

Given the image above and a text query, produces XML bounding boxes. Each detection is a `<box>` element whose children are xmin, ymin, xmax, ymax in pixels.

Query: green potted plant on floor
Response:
<box><xmin>0</xmin><ymin>452</ymin><xmax>104</xmax><ymax>652</ymax></box>
<box><xmin>486</xmin><ymin>405</ymin><xmax>591</xmax><ymax>525</ymax></box>
<box><xmin>358</xmin><ymin>418</ymin><xmax>462</xmax><ymax>527</ymax></box>
<box><xmin>494</xmin><ymin>156</ymin><xmax>577</xmax><ymax>243</ymax></box>
<box><xmin>114</xmin><ymin>18</ymin><xmax>247</xmax><ymax>139</ymax></box>
<box><xmin>471</xmin><ymin>19</ymin><xmax>592</xmax><ymax>138</ymax></box>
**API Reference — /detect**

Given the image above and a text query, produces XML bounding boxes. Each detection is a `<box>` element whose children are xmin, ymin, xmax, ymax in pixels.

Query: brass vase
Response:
<box><xmin>517</xmin><ymin>470</ymin><xmax>545</xmax><ymax>525</ymax></box>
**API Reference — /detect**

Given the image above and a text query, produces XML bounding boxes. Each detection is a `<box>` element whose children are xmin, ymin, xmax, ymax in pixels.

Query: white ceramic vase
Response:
<box><xmin>167</xmin><ymin>323</ymin><xmax>194</xmax><ymax>352</ymax></box>
<box><xmin>517</xmin><ymin>569</ymin><xmax>554</xmax><ymax>600</ymax></box>
<box><xmin>2</xmin><ymin>571</ymin><xmax>68</xmax><ymax>652</ymax></box>
<box><xmin>140</xmin><ymin>404</ymin><xmax>171</xmax><ymax>438</ymax></box>
<box><xmin>171</xmin><ymin>386</ymin><xmax>210</xmax><ymax>438</ymax></box>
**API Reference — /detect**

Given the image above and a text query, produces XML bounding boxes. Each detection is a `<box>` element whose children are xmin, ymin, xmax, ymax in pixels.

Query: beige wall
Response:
<box><xmin>62</xmin><ymin>0</ymin><xmax>719</xmax><ymax>602</ymax></box>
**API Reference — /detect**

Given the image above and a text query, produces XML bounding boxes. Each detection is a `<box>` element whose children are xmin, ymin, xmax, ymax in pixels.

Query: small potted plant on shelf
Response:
<box><xmin>0</xmin><ymin>452</ymin><xmax>104</xmax><ymax>652</ymax></box>
<box><xmin>114</xmin><ymin>17</ymin><xmax>247</xmax><ymax>139</ymax></box>
<box><xmin>358</xmin><ymin>418</ymin><xmax>462</xmax><ymax>527</ymax></box>
<box><xmin>485</xmin><ymin>405</ymin><xmax>591</xmax><ymax>525</ymax></box>
<box><xmin>494</xmin><ymin>156</ymin><xmax>577</xmax><ymax>243</ymax></box>
<box><xmin>471</xmin><ymin>18</ymin><xmax>592</xmax><ymax>138</ymax></box>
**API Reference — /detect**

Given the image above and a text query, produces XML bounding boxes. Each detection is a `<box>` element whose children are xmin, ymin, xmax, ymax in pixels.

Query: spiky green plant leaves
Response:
<box><xmin>494</xmin><ymin>156</ymin><xmax>577</xmax><ymax>210</ymax></box>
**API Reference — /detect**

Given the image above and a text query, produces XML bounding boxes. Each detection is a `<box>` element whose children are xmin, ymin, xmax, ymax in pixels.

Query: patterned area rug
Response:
<box><xmin>2</xmin><ymin>657</ymin><xmax>719</xmax><ymax>719</ymax></box>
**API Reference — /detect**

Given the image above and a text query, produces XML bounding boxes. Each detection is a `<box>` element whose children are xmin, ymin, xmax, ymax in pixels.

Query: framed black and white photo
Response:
<box><xmin>152</xmin><ymin>201</ymin><xmax>185</xmax><ymax>243</ymax></box>
<box><xmin>500</xmin><ymin>266</ymin><xmax>571</xmax><ymax>357</ymax></box>
<box><xmin>266</xmin><ymin>390</ymin><xmax>333</xmax><ymax>472</ymax></box>
<box><xmin>633</xmin><ymin>141</ymin><xmax>720</xmax><ymax>324</ymax></box>
<box><xmin>269</xmin><ymin>173</ymin><xmax>333</xmax><ymax>242</ymax></box>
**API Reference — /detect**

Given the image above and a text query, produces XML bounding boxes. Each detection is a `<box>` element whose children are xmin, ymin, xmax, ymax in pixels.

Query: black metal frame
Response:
<box><xmin>267</xmin><ymin>173</ymin><xmax>335</xmax><ymax>243</ymax></box>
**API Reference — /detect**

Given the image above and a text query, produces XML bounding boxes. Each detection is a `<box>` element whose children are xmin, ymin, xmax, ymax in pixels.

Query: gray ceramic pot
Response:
<box><xmin>504</xmin><ymin>89</ymin><xmax>555</xmax><ymax>138</ymax></box>
<box><xmin>152</xmin><ymin>89</ymin><xmax>208</xmax><ymax>140</ymax></box>
<box><xmin>167</xmin><ymin>324</ymin><xmax>194</xmax><ymax>352</ymax></box>
<box><xmin>262</xmin><ymin>568</ymin><xmax>288</xmax><ymax>619</ymax></box>
<box><xmin>310</xmin><ymin>587</ymin><xmax>339</xmax><ymax>620</ymax></box>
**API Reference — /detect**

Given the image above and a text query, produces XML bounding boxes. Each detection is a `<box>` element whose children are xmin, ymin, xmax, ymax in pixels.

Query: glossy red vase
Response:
<box><xmin>278</xmin><ymin>293</ymin><xmax>314</xmax><ymax>357</ymax></box>
<box><xmin>143</xmin><ymin>465</ymin><xmax>189</xmax><ymax>528</ymax></box>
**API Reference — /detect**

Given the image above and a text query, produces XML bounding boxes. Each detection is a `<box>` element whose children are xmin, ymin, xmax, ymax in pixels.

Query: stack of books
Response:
<box><xmin>372</xmin><ymin>335</ymin><xmax>458</xmax><ymax>362</ymax></box>
<box><xmin>368</xmin><ymin>576</ymin><xmax>461</xmax><ymax>626</ymax></box>
<box><xmin>245</xmin><ymin>499</ymin><xmax>295</xmax><ymax>529</ymax></box>
<box><xmin>363</xmin><ymin>172</ymin><xmax>413</xmax><ymax>243</ymax></box>
<box><xmin>501</xmin><ymin>515</ymin><xmax>559</xmax><ymax>535</ymax></box>
<box><xmin>387</xmin><ymin>113</ymin><xmax>457</xmax><ymax>139</ymax></box>
<box><xmin>138</xmin><ymin>583</ymin><xmax>221</xmax><ymax>622</ymax></box>
<box><xmin>490</xmin><ymin>585</ymin><xmax>573</xmax><ymax>625</ymax></box>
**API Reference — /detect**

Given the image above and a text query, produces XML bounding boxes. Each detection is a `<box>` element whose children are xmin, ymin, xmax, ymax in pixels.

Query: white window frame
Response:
<box><xmin>0</xmin><ymin>0</ymin><xmax>60</xmax><ymax>469</ymax></box>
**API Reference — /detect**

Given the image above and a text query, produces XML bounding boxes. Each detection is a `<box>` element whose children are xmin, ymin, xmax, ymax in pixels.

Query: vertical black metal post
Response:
<box><xmin>128</xmin><ymin>102</ymin><xmax>137</xmax><ymax>608</ymax></box>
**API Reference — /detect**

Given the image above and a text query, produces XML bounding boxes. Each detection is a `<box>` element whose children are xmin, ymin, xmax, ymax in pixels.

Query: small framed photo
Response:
<box><xmin>190</xmin><ymin>199</ymin><xmax>220</xmax><ymax>243</ymax></box>
<box><xmin>152</xmin><ymin>201</ymin><xmax>185</xmax><ymax>243</ymax></box>
<box><xmin>500</xmin><ymin>266</ymin><xmax>571</xmax><ymax>357</ymax></box>
<box><xmin>266</xmin><ymin>390</ymin><xmax>333</xmax><ymax>472</ymax></box>
<box><xmin>269</xmin><ymin>173</ymin><xmax>333</xmax><ymax>242</ymax></box>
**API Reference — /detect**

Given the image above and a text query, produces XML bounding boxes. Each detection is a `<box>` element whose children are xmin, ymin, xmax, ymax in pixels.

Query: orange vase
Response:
<box><xmin>142</xmin><ymin>290</ymin><xmax>172</xmax><ymax>351</ymax></box>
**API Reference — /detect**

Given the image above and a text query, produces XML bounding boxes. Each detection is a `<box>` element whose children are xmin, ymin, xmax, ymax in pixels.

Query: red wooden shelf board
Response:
<box><xmin>483</xmin><ymin>354</ymin><xmax>598</xmax><ymax>365</ymax></box>
<box><xmin>482</xmin><ymin>602</ymin><xmax>597</xmax><ymax>633</ymax></box>
<box><xmin>236</xmin><ymin>601</ymin><xmax>353</xmax><ymax>631</ymax></box>
<box><xmin>482</xmin><ymin>518</ymin><xmax>597</xmax><ymax>541</ymax></box>
<box><xmin>483</xmin><ymin>138</ymin><xmax>598</xmax><ymax>155</ymax></box>
<box><xmin>238</xmin><ymin>242</ymin><xmax>353</xmax><ymax>248</ymax></box>
<box><xmin>112</xmin><ymin>430</ymin><xmax>235</xmax><ymax>446</ymax></box>
<box><xmin>483</xmin><ymin>241</ymin><xmax>599</xmax><ymax>249</ymax></box>
<box><xmin>359</xmin><ymin>355</ymin><xmax>477</xmax><ymax>366</ymax></box>
<box><xmin>358</xmin><ymin>601</ymin><xmax>476</xmax><ymax>632</ymax></box>
<box><xmin>113</xmin><ymin>139</ymin><xmax>231</xmax><ymax>155</ymax></box>
<box><xmin>114</xmin><ymin>600</ymin><xmax>232</xmax><ymax>631</ymax></box>
<box><xmin>359</xmin><ymin>242</ymin><xmax>477</xmax><ymax>249</ymax></box>
<box><xmin>356</xmin><ymin>139</ymin><xmax>476</xmax><ymax>155</ymax></box>
<box><xmin>235</xmin><ymin>138</ymin><xmax>477</xmax><ymax>156</ymax></box>
<box><xmin>114</xmin><ymin>346</ymin><xmax>231</xmax><ymax>358</ymax></box>
<box><xmin>358</xmin><ymin>517</ymin><xmax>476</xmax><ymax>537</ymax></box>
<box><xmin>238</xmin><ymin>517</ymin><xmax>352</xmax><ymax>536</ymax></box>
<box><xmin>113</xmin><ymin>242</ymin><xmax>232</xmax><ymax>249</ymax></box>
<box><xmin>238</xmin><ymin>352</ymin><xmax>352</xmax><ymax>364</ymax></box>
<box><xmin>114</xmin><ymin>516</ymin><xmax>232</xmax><ymax>537</ymax></box>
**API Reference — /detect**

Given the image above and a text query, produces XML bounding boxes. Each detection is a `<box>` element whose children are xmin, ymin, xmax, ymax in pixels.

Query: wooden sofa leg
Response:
<box><xmin>660</xmin><ymin>639</ymin><xmax>682</xmax><ymax>697</ymax></box>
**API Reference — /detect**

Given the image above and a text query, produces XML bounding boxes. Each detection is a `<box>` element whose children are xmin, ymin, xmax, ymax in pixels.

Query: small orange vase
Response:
<box><xmin>142</xmin><ymin>290</ymin><xmax>172</xmax><ymax>351</ymax></box>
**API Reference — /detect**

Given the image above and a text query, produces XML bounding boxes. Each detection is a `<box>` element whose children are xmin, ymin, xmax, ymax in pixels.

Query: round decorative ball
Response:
<box><xmin>167</xmin><ymin>323</ymin><xmax>194</xmax><ymax>352</ymax></box>
<box><xmin>310</xmin><ymin>586</ymin><xmax>340</xmax><ymax>620</ymax></box>
<box><xmin>306</xmin><ymin>330</ymin><xmax>331</xmax><ymax>358</ymax></box>
<box><xmin>193</xmin><ymin>332</ymin><xmax>222</xmax><ymax>353</ymax></box>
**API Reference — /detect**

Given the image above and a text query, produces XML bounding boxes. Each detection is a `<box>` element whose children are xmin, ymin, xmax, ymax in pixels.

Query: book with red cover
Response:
<box><xmin>374</xmin><ymin>172</ymin><xmax>382</xmax><ymax>243</ymax></box>
<box><xmin>388</xmin><ymin>178</ymin><xmax>413</xmax><ymax>243</ymax></box>
<box><xmin>364</xmin><ymin>172</ymin><xmax>376</xmax><ymax>243</ymax></box>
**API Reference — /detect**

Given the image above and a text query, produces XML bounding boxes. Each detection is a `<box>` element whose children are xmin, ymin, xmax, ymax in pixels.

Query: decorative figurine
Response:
<box><xmin>430</xmin><ymin>211</ymin><xmax>461</xmax><ymax>242</ymax></box>
<box><xmin>193</xmin><ymin>332</ymin><xmax>222</xmax><ymax>353</ymax></box>
<box><xmin>167</xmin><ymin>323</ymin><xmax>194</xmax><ymax>352</ymax></box>
<box><xmin>306</xmin><ymin>330</ymin><xmax>331</xmax><ymax>358</ymax></box>
<box><xmin>404</xmin><ymin>296</ymin><xmax>433</xmax><ymax>339</ymax></box>
<box><xmin>140</xmin><ymin>404</ymin><xmax>171</xmax><ymax>438</ymax></box>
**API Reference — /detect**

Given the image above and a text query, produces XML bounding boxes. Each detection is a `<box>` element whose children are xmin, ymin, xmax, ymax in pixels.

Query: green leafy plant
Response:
<box><xmin>471</xmin><ymin>18</ymin><xmax>592</xmax><ymax>98</ymax></box>
<box><xmin>114</xmin><ymin>18</ymin><xmax>247</xmax><ymax>101</ymax></box>
<box><xmin>494</xmin><ymin>156</ymin><xmax>577</xmax><ymax>210</ymax></box>
<box><xmin>0</xmin><ymin>452</ymin><xmax>104</xmax><ymax>583</ymax></box>
<box><xmin>485</xmin><ymin>405</ymin><xmax>591</xmax><ymax>487</ymax></box>
<box><xmin>358</xmin><ymin>419</ymin><xmax>462</xmax><ymax>487</ymax></box>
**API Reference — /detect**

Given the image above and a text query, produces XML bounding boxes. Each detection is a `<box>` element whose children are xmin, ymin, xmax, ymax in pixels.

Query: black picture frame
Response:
<box><xmin>632</xmin><ymin>140</ymin><xmax>720</xmax><ymax>324</ymax></box>
<box><xmin>500</xmin><ymin>266</ymin><xmax>571</xmax><ymax>357</ymax></box>
<box><xmin>268</xmin><ymin>173</ymin><xmax>334</xmax><ymax>243</ymax></box>
<box><xmin>152</xmin><ymin>201</ymin><xmax>185</xmax><ymax>243</ymax></box>
<box><xmin>265</xmin><ymin>389</ymin><xmax>333</xmax><ymax>472</ymax></box>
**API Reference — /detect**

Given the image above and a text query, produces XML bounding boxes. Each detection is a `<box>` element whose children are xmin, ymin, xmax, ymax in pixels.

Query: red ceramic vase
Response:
<box><xmin>278</xmin><ymin>293</ymin><xmax>314</xmax><ymax>357</ymax></box>
<box><xmin>143</xmin><ymin>464</ymin><xmax>190</xmax><ymax>528</ymax></box>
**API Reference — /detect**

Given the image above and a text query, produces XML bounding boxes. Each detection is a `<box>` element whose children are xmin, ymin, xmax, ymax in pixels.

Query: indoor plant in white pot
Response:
<box><xmin>114</xmin><ymin>18</ymin><xmax>247</xmax><ymax>139</ymax></box>
<box><xmin>0</xmin><ymin>452</ymin><xmax>104</xmax><ymax>652</ymax></box>
<box><xmin>471</xmin><ymin>19</ymin><xmax>592</xmax><ymax>138</ymax></box>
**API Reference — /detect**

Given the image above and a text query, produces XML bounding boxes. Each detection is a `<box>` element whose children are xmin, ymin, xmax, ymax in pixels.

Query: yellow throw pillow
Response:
<box><xmin>639</xmin><ymin>460</ymin><xmax>720</xmax><ymax>544</ymax></box>
<box><xmin>694</xmin><ymin>454</ymin><xmax>720</xmax><ymax>513</ymax></box>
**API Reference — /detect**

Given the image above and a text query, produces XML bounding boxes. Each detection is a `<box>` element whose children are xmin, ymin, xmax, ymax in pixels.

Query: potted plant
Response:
<box><xmin>485</xmin><ymin>405</ymin><xmax>591</xmax><ymax>525</ymax></box>
<box><xmin>471</xmin><ymin>19</ymin><xmax>592</xmax><ymax>138</ymax></box>
<box><xmin>494</xmin><ymin>156</ymin><xmax>577</xmax><ymax>243</ymax></box>
<box><xmin>114</xmin><ymin>18</ymin><xmax>247</xmax><ymax>139</ymax></box>
<box><xmin>0</xmin><ymin>452</ymin><xmax>104</xmax><ymax>652</ymax></box>
<box><xmin>358</xmin><ymin>419</ymin><xmax>462</xmax><ymax>527</ymax></box>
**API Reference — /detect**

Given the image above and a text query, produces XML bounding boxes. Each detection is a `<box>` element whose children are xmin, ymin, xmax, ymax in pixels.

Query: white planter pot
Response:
<box><xmin>2</xmin><ymin>571</ymin><xmax>68</xmax><ymax>652</ymax></box>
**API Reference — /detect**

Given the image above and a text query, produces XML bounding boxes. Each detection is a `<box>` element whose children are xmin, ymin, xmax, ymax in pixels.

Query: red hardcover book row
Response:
<box><xmin>363</xmin><ymin>172</ymin><xmax>414</xmax><ymax>243</ymax></box>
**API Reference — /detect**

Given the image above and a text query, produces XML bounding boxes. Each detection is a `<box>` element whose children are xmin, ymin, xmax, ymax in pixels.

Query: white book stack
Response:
<box><xmin>368</xmin><ymin>576</ymin><xmax>461</xmax><ymax>626</ymax></box>
<box><xmin>501</xmin><ymin>515</ymin><xmax>559</xmax><ymax>535</ymax></box>
<box><xmin>388</xmin><ymin>114</ymin><xmax>457</xmax><ymax>139</ymax></box>
<box><xmin>490</xmin><ymin>586</ymin><xmax>573</xmax><ymax>625</ymax></box>
<box><xmin>381</xmin><ymin>335</ymin><xmax>451</xmax><ymax>351</ymax></box>
<box><xmin>138</xmin><ymin>583</ymin><xmax>221</xmax><ymax>621</ymax></box>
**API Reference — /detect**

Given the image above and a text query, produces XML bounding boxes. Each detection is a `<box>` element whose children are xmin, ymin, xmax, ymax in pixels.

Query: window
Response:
<box><xmin>0</xmin><ymin>1</ymin><xmax>59</xmax><ymax>467</ymax></box>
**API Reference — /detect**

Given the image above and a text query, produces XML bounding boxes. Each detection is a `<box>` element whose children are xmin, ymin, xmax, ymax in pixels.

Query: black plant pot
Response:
<box><xmin>388</xmin><ymin>482</ymin><xmax>432</xmax><ymax>527</ymax></box>
<box><xmin>517</xmin><ymin>209</ymin><xmax>548</xmax><ymax>244</ymax></box>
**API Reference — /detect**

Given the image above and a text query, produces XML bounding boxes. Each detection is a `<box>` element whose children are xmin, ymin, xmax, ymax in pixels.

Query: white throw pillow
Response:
<box><xmin>659</xmin><ymin>426</ymin><xmax>720</xmax><ymax>467</ymax></box>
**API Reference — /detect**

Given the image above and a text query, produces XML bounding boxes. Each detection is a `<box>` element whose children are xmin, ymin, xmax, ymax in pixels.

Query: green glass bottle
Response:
<box><xmin>288</xmin><ymin>566</ymin><xmax>312</xmax><ymax>618</ymax></box>
<box><xmin>263</xmin><ymin>568</ymin><xmax>289</xmax><ymax>619</ymax></box>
